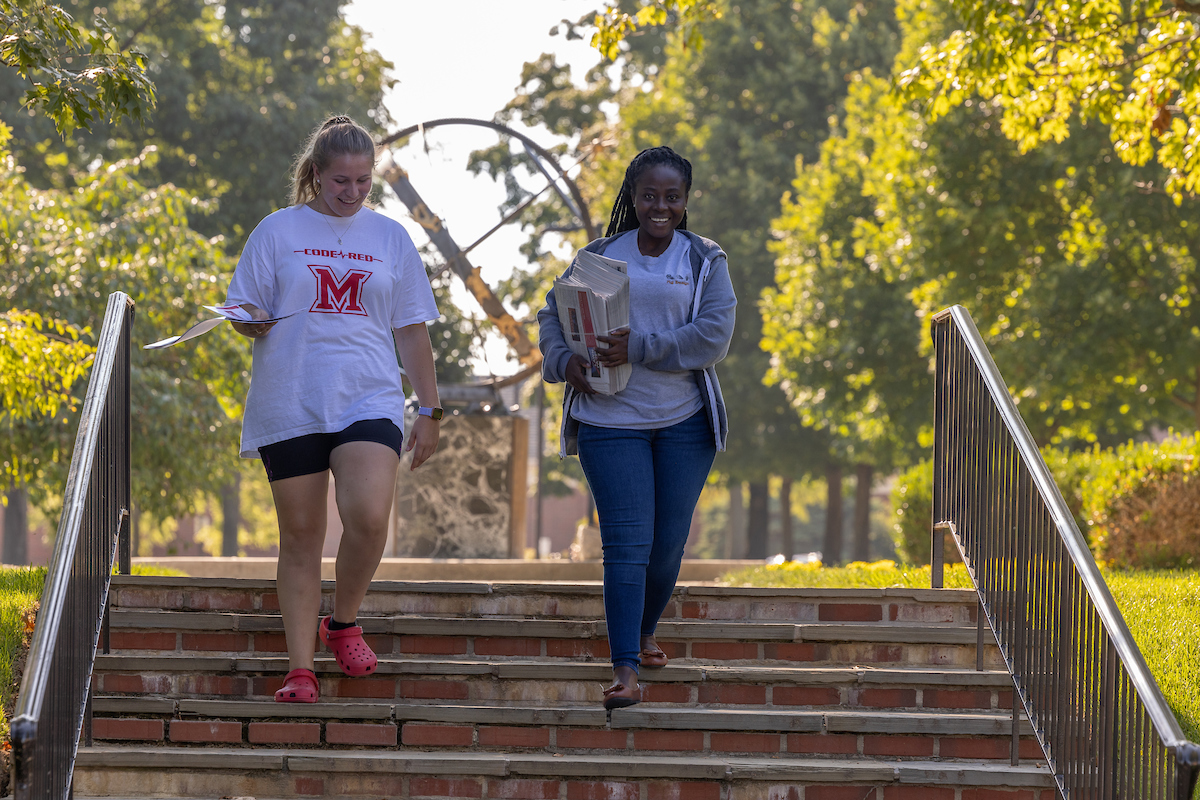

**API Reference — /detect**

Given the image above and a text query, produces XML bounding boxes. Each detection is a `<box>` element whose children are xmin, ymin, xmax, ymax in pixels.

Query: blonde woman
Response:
<box><xmin>226</xmin><ymin>115</ymin><xmax>443</xmax><ymax>703</ymax></box>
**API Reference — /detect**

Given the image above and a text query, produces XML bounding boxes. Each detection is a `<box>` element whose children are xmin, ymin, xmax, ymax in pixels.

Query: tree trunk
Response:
<box><xmin>823</xmin><ymin>463</ymin><xmax>844</xmax><ymax>566</ymax></box>
<box><xmin>221</xmin><ymin>476</ymin><xmax>241</xmax><ymax>558</ymax></box>
<box><xmin>747</xmin><ymin>481</ymin><xmax>769</xmax><ymax>559</ymax></box>
<box><xmin>779</xmin><ymin>477</ymin><xmax>794</xmax><ymax>561</ymax></box>
<box><xmin>726</xmin><ymin>481</ymin><xmax>745</xmax><ymax>559</ymax></box>
<box><xmin>3</xmin><ymin>488</ymin><xmax>28</xmax><ymax>565</ymax></box>
<box><xmin>853</xmin><ymin>463</ymin><xmax>873</xmax><ymax>563</ymax></box>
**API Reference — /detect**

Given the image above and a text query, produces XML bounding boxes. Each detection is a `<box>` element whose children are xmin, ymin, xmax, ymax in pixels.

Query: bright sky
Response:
<box><xmin>343</xmin><ymin>0</ymin><xmax>604</xmax><ymax>377</ymax></box>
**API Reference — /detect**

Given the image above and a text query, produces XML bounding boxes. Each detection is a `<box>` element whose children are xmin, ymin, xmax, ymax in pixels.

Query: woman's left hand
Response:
<box><xmin>596</xmin><ymin>328</ymin><xmax>630</xmax><ymax>367</ymax></box>
<box><xmin>406</xmin><ymin>415</ymin><xmax>440</xmax><ymax>470</ymax></box>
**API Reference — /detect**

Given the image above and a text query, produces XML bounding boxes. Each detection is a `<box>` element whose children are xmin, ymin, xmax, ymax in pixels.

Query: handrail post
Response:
<box><xmin>931</xmin><ymin>522</ymin><xmax>945</xmax><ymax>589</ymax></box>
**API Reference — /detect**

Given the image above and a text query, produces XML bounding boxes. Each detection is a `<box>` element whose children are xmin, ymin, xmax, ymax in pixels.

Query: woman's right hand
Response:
<box><xmin>230</xmin><ymin>305</ymin><xmax>276</xmax><ymax>339</ymax></box>
<box><xmin>565</xmin><ymin>354</ymin><xmax>598</xmax><ymax>395</ymax></box>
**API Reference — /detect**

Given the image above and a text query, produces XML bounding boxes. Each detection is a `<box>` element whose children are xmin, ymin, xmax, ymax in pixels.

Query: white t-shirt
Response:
<box><xmin>572</xmin><ymin>229</ymin><xmax>704</xmax><ymax>430</ymax></box>
<box><xmin>225</xmin><ymin>204</ymin><xmax>439</xmax><ymax>457</ymax></box>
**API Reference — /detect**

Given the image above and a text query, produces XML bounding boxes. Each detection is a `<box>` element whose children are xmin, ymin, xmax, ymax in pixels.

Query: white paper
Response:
<box><xmin>554</xmin><ymin>251</ymin><xmax>632</xmax><ymax>394</ymax></box>
<box><xmin>143</xmin><ymin>306</ymin><xmax>300</xmax><ymax>350</ymax></box>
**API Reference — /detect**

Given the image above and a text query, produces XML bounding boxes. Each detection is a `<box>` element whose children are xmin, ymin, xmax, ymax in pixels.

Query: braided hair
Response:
<box><xmin>291</xmin><ymin>114</ymin><xmax>377</xmax><ymax>206</ymax></box>
<box><xmin>604</xmin><ymin>146</ymin><xmax>694</xmax><ymax>237</ymax></box>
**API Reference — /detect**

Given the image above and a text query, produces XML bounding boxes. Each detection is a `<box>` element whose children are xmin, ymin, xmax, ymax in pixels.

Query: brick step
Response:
<box><xmin>110</xmin><ymin>576</ymin><xmax>980</xmax><ymax>625</ymax></box>
<box><xmin>90</xmin><ymin>697</ymin><xmax>1040</xmax><ymax>762</ymax></box>
<box><xmin>93</xmin><ymin>655</ymin><xmax>1015</xmax><ymax>707</ymax></box>
<box><xmin>72</xmin><ymin>747</ymin><xmax>1056</xmax><ymax>799</ymax></box>
<box><xmin>108</xmin><ymin>610</ymin><xmax>1002</xmax><ymax>669</ymax></box>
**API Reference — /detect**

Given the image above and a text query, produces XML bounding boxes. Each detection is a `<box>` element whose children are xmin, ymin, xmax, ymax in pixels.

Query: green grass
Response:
<box><xmin>1104</xmin><ymin>570</ymin><xmax>1200</xmax><ymax>743</ymax></box>
<box><xmin>722</xmin><ymin>560</ymin><xmax>1200</xmax><ymax>745</ymax></box>
<box><xmin>0</xmin><ymin>567</ymin><xmax>46</xmax><ymax>746</ymax></box>
<box><xmin>128</xmin><ymin>563</ymin><xmax>188</xmax><ymax>577</ymax></box>
<box><xmin>720</xmin><ymin>559</ymin><xmax>975</xmax><ymax>589</ymax></box>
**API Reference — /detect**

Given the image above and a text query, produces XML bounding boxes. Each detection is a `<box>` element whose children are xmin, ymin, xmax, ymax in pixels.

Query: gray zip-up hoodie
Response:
<box><xmin>537</xmin><ymin>230</ymin><xmax>737</xmax><ymax>456</ymax></box>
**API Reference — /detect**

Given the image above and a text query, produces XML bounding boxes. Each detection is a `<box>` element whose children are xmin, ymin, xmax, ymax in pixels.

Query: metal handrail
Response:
<box><xmin>10</xmin><ymin>293</ymin><xmax>134</xmax><ymax>799</ymax></box>
<box><xmin>931</xmin><ymin>304</ymin><xmax>1200</xmax><ymax>799</ymax></box>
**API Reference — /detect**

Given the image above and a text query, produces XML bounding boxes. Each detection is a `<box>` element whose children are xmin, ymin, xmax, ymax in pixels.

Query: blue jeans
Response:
<box><xmin>576</xmin><ymin>410</ymin><xmax>716</xmax><ymax>670</ymax></box>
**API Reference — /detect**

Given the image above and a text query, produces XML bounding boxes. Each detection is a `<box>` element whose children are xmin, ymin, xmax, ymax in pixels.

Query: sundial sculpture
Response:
<box><xmin>376</xmin><ymin>118</ymin><xmax>599</xmax><ymax>393</ymax></box>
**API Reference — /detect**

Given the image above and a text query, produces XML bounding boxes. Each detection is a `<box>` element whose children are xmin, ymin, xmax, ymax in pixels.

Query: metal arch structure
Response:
<box><xmin>376</xmin><ymin>117</ymin><xmax>599</xmax><ymax>386</ymax></box>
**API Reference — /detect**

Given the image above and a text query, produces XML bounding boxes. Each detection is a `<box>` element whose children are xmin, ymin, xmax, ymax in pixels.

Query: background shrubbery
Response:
<box><xmin>890</xmin><ymin>434</ymin><xmax>1200</xmax><ymax>569</ymax></box>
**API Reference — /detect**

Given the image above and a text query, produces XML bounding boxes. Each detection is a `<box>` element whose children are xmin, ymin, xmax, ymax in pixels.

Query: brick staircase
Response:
<box><xmin>74</xmin><ymin>576</ymin><xmax>1056</xmax><ymax>799</ymax></box>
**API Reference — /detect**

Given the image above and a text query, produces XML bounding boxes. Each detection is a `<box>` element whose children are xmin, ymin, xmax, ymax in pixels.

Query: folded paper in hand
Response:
<box><xmin>554</xmin><ymin>250</ymin><xmax>631</xmax><ymax>394</ymax></box>
<box><xmin>143</xmin><ymin>305</ymin><xmax>299</xmax><ymax>350</ymax></box>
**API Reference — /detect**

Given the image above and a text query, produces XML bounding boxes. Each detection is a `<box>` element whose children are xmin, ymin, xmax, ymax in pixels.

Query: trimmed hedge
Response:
<box><xmin>891</xmin><ymin>434</ymin><xmax>1200</xmax><ymax>570</ymax></box>
<box><xmin>1082</xmin><ymin>434</ymin><xmax>1200</xmax><ymax>569</ymax></box>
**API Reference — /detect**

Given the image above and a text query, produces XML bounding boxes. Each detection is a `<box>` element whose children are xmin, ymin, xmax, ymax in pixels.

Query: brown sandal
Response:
<box><xmin>639</xmin><ymin>646</ymin><xmax>668</xmax><ymax>668</ymax></box>
<box><xmin>603</xmin><ymin>679</ymin><xmax>641</xmax><ymax>710</ymax></box>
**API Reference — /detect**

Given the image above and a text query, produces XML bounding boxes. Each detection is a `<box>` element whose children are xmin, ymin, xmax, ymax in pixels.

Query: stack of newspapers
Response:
<box><xmin>553</xmin><ymin>250</ymin><xmax>631</xmax><ymax>394</ymax></box>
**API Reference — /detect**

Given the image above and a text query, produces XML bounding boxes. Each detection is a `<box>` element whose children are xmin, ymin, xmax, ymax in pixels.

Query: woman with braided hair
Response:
<box><xmin>538</xmin><ymin>146</ymin><xmax>737</xmax><ymax>709</ymax></box>
<box><xmin>225</xmin><ymin>115</ymin><xmax>443</xmax><ymax>703</ymax></box>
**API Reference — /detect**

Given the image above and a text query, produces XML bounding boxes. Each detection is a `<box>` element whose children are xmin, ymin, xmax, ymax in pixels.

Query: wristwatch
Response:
<box><xmin>417</xmin><ymin>406</ymin><xmax>444</xmax><ymax>421</ymax></box>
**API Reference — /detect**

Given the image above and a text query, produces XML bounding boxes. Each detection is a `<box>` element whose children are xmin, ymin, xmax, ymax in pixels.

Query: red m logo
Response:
<box><xmin>309</xmin><ymin>265</ymin><xmax>372</xmax><ymax>315</ymax></box>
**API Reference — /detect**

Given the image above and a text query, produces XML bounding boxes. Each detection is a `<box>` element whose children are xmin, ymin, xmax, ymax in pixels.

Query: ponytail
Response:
<box><xmin>291</xmin><ymin>115</ymin><xmax>377</xmax><ymax>206</ymax></box>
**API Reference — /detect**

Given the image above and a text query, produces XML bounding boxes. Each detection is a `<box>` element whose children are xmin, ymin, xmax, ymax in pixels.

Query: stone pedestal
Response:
<box><xmin>391</xmin><ymin>413</ymin><xmax>528</xmax><ymax>558</ymax></box>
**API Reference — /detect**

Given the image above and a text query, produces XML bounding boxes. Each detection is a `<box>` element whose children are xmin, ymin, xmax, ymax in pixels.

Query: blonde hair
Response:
<box><xmin>291</xmin><ymin>115</ymin><xmax>377</xmax><ymax>206</ymax></box>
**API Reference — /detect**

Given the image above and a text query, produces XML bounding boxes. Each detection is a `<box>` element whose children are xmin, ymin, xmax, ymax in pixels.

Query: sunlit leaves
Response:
<box><xmin>0</xmin><ymin>0</ymin><xmax>154</xmax><ymax>136</ymax></box>
<box><xmin>592</xmin><ymin>0</ymin><xmax>722</xmax><ymax>60</ymax></box>
<box><xmin>0</xmin><ymin>311</ymin><xmax>92</xmax><ymax>425</ymax></box>
<box><xmin>897</xmin><ymin>0</ymin><xmax>1200</xmax><ymax>200</ymax></box>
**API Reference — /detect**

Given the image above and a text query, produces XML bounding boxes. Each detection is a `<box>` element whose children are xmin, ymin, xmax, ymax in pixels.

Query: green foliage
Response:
<box><xmin>0</xmin><ymin>310</ymin><xmax>92</xmax><ymax>426</ymax></box>
<box><xmin>765</xmin><ymin>0</ymin><xmax>1200</xmax><ymax>450</ymax></box>
<box><xmin>592</xmin><ymin>0</ymin><xmax>722</xmax><ymax>60</ymax></box>
<box><xmin>890</xmin><ymin>449</ymin><xmax>1090</xmax><ymax>564</ymax></box>
<box><xmin>1</xmin><ymin>0</ymin><xmax>393</xmax><ymax>250</ymax></box>
<box><xmin>896</xmin><ymin>0</ymin><xmax>1200</xmax><ymax>201</ymax></box>
<box><xmin>0</xmin><ymin>0</ymin><xmax>154</xmax><ymax>136</ymax></box>
<box><xmin>762</xmin><ymin>70</ymin><xmax>931</xmax><ymax>469</ymax></box>
<box><xmin>0</xmin><ymin>137</ymin><xmax>247</xmax><ymax>524</ymax></box>
<box><xmin>1081</xmin><ymin>433</ymin><xmax>1200</xmax><ymax>568</ymax></box>
<box><xmin>890</xmin><ymin>459</ymin><xmax>934</xmax><ymax>564</ymax></box>
<box><xmin>721</xmin><ymin>559</ymin><xmax>974</xmax><ymax>588</ymax></box>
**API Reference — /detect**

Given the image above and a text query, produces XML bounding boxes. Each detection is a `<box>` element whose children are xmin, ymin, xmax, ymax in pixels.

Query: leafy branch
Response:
<box><xmin>0</xmin><ymin>0</ymin><xmax>155</xmax><ymax>136</ymax></box>
<box><xmin>591</xmin><ymin>0</ymin><xmax>722</xmax><ymax>60</ymax></box>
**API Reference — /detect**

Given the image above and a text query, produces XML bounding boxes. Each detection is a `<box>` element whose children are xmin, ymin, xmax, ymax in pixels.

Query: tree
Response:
<box><xmin>896</xmin><ymin>0</ymin><xmax>1200</xmax><ymax>200</ymax></box>
<box><xmin>765</xmin><ymin>52</ymin><xmax>1200</xmax><ymax>460</ymax></box>
<box><xmin>0</xmin><ymin>0</ymin><xmax>154</xmax><ymax>135</ymax></box>
<box><xmin>0</xmin><ymin>137</ymin><xmax>248</xmax><ymax>527</ymax></box>
<box><xmin>762</xmin><ymin>70</ymin><xmax>932</xmax><ymax>471</ymax></box>
<box><xmin>1</xmin><ymin>0</ymin><xmax>393</xmax><ymax>250</ymax></box>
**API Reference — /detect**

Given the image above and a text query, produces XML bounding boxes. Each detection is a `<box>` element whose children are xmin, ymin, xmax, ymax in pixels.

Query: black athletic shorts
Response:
<box><xmin>258</xmin><ymin>418</ymin><xmax>403</xmax><ymax>482</ymax></box>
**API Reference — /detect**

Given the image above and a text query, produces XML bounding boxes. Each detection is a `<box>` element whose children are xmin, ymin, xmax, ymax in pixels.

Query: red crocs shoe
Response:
<box><xmin>274</xmin><ymin>668</ymin><xmax>318</xmax><ymax>703</ymax></box>
<box><xmin>319</xmin><ymin>616</ymin><xmax>378</xmax><ymax>676</ymax></box>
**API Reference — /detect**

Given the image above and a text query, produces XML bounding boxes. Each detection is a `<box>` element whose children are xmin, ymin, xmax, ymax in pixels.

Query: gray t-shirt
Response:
<box><xmin>572</xmin><ymin>230</ymin><xmax>704</xmax><ymax>430</ymax></box>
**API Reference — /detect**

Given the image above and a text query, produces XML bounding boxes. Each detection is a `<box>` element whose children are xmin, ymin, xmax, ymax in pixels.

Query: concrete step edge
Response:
<box><xmin>93</xmin><ymin>655</ymin><xmax>1011</xmax><ymax>685</ymax></box>
<box><xmin>74</xmin><ymin>746</ymin><xmax>1053</xmax><ymax>786</ymax></box>
<box><xmin>107</xmin><ymin>610</ymin><xmax>982</xmax><ymax>643</ymax></box>
<box><xmin>111</xmin><ymin>575</ymin><xmax>979</xmax><ymax>604</ymax></box>
<box><xmin>90</xmin><ymin>698</ymin><xmax>1035</xmax><ymax>735</ymax></box>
